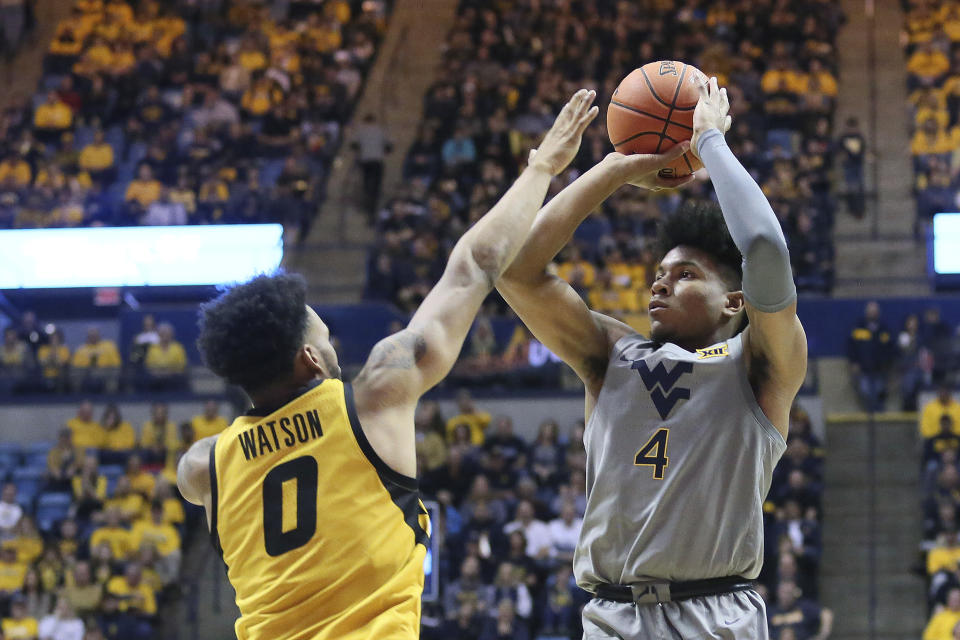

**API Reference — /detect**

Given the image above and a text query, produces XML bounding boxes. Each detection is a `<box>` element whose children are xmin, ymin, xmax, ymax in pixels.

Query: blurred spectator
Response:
<box><xmin>767</xmin><ymin>580</ymin><xmax>833</xmax><ymax>639</ymax></box>
<box><xmin>71</xmin><ymin>457</ymin><xmax>106</xmax><ymax>522</ymax></box>
<box><xmin>20</xmin><ymin>566</ymin><xmax>51</xmax><ymax>620</ymax></box>
<box><xmin>446</xmin><ymin>390</ymin><xmax>491</xmax><ymax>445</ymax></box>
<box><xmin>351</xmin><ymin>113</ymin><xmax>392</xmax><ymax>221</ymax></box>
<box><xmin>102</xmin><ymin>477</ymin><xmax>143</xmax><ymax>526</ymax></box>
<box><xmin>60</xmin><ymin>561</ymin><xmax>101</xmax><ymax>617</ymax></box>
<box><xmin>847</xmin><ymin>301</ymin><xmax>894</xmax><ymax>412</ymax></box>
<box><xmin>139</xmin><ymin>403</ymin><xmax>178</xmax><ymax>468</ymax></box>
<box><xmin>444</xmin><ymin>556</ymin><xmax>489</xmax><ymax>620</ymax></box>
<box><xmin>925</xmin><ymin>588</ymin><xmax>960</xmax><ymax>640</ymax></box>
<box><xmin>927</xmin><ymin>416</ymin><xmax>960</xmax><ymax>466</ymax></box>
<box><xmin>483</xmin><ymin>417</ymin><xmax>527</xmax><ymax>471</ymax></box>
<box><xmin>486</xmin><ymin>562</ymin><xmax>532</xmax><ymax>621</ymax></box>
<box><xmin>130</xmin><ymin>502</ymin><xmax>180</xmax><ymax>578</ymax></box>
<box><xmin>2</xmin><ymin>595</ymin><xmax>39</xmax><ymax>640</ymax></box>
<box><xmin>143</xmin><ymin>323</ymin><xmax>187</xmax><ymax>388</ymax></box>
<box><xmin>504</xmin><ymin>500</ymin><xmax>550</xmax><ymax>561</ymax></box>
<box><xmin>442</xmin><ymin>600</ymin><xmax>482</xmax><ymax>640</ymax></box>
<box><xmin>37</xmin><ymin>329</ymin><xmax>71</xmax><ymax>391</ymax></box>
<box><xmin>89</xmin><ymin>508</ymin><xmax>131</xmax><ymax>561</ymax></box>
<box><xmin>129</xmin><ymin>316</ymin><xmax>159</xmax><ymax>371</ymax></box>
<box><xmin>923</xmin><ymin>387</ymin><xmax>960</xmax><ymax>439</ymax></box>
<box><xmin>0</xmin><ymin>546</ymin><xmax>26</xmax><ymax>596</ymax></box>
<box><xmin>70</xmin><ymin>328</ymin><xmax>121</xmax><ymax>392</ymax></box>
<box><xmin>190</xmin><ymin>401</ymin><xmax>227</xmax><ymax>441</ymax></box>
<box><xmin>16</xmin><ymin>311</ymin><xmax>47</xmax><ymax>357</ymax></box>
<box><xmin>142</xmin><ymin>188</ymin><xmax>187</xmax><ymax>226</ymax></box>
<box><xmin>38</xmin><ymin>597</ymin><xmax>84</xmax><ymax>640</ymax></box>
<box><xmin>123</xmin><ymin>455</ymin><xmax>154</xmax><ymax>500</ymax></box>
<box><xmin>124</xmin><ymin>165</ymin><xmax>163</xmax><ymax>222</ymax></box>
<box><xmin>66</xmin><ymin>401</ymin><xmax>104</xmax><ymax>450</ymax></box>
<box><xmin>415</xmin><ymin>401</ymin><xmax>448</xmax><ymax>473</ymax></box>
<box><xmin>541</xmin><ymin>564</ymin><xmax>579</xmax><ymax>635</ymax></box>
<box><xmin>100</xmin><ymin>404</ymin><xmax>135</xmax><ymax>456</ymax></box>
<box><xmin>836</xmin><ymin>117</ymin><xmax>866</xmax><ymax>218</ymax></box>
<box><xmin>33</xmin><ymin>92</ymin><xmax>74</xmax><ymax>144</ymax></box>
<box><xmin>1</xmin><ymin>327</ymin><xmax>34</xmax><ymax>391</ymax></box>
<box><xmin>547</xmin><ymin>501</ymin><xmax>582</xmax><ymax>564</ymax></box>
<box><xmin>0</xmin><ymin>482</ymin><xmax>22</xmax><ymax>540</ymax></box>
<box><xmin>46</xmin><ymin>429</ymin><xmax>80</xmax><ymax>491</ymax></box>
<box><xmin>479</xmin><ymin>599</ymin><xmax>529</xmax><ymax>640</ymax></box>
<box><xmin>78</xmin><ymin>130</ymin><xmax>115</xmax><ymax>186</ymax></box>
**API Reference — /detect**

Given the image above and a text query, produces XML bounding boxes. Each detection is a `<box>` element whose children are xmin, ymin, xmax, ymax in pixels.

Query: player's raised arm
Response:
<box><xmin>353</xmin><ymin>89</ymin><xmax>598</xmax><ymax>406</ymax></box>
<box><xmin>496</xmin><ymin>145</ymin><xmax>693</xmax><ymax>398</ymax></box>
<box><xmin>691</xmin><ymin>77</ymin><xmax>807</xmax><ymax>436</ymax></box>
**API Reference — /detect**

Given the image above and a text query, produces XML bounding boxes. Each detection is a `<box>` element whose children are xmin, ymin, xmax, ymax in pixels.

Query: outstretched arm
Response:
<box><xmin>496</xmin><ymin>145</ymin><xmax>693</xmax><ymax>399</ymax></box>
<box><xmin>354</xmin><ymin>90</ymin><xmax>599</xmax><ymax>409</ymax></box>
<box><xmin>692</xmin><ymin>77</ymin><xmax>807</xmax><ymax>437</ymax></box>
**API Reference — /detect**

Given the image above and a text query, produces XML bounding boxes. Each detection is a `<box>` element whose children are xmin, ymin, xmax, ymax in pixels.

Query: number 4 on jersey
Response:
<box><xmin>635</xmin><ymin>428</ymin><xmax>669</xmax><ymax>479</ymax></box>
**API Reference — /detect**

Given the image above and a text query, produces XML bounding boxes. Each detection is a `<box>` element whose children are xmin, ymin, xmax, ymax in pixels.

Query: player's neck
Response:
<box><xmin>669</xmin><ymin>324</ymin><xmax>738</xmax><ymax>353</ymax></box>
<box><xmin>249</xmin><ymin>374</ymin><xmax>327</xmax><ymax>411</ymax></box>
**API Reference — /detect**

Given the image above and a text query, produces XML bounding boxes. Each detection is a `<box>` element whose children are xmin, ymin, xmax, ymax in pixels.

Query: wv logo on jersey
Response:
<box><xmin>621</xmin><ymin>357</ymin><xmax>694</xmax><ymax>419</ymax></box>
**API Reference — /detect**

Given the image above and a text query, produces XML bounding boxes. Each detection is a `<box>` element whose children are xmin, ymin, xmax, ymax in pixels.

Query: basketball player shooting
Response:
<box><xmin>497</xmin><ymin>77</ymin><xmax>808</xmax><ymax>639</ymax></box>
<box><xmin>175</xmin><ymin>90</ymin><xmax>689</xmax><ymax>640</ymax></box>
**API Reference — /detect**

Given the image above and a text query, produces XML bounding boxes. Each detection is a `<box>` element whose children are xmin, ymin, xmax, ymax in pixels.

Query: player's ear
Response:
<box><xmin>723</xmin><ymin>290</ymin><xmax>744</xmax><ymax>318</ymax></box>
<box><xmin>299</xmin><ymin>344</ymin><xmax>326</xmax><ymax>375</ymax></box>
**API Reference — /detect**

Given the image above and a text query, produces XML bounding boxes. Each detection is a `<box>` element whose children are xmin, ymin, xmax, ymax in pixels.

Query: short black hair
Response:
<box><xmin>197</xmin><ymin>272</ymin><xmax>309</xmax><ymax>392</ymax></box>
<box><xmin>655</xmin><ymin>200</ymin><xmax>743</xmax><ymax>290</ymax></box>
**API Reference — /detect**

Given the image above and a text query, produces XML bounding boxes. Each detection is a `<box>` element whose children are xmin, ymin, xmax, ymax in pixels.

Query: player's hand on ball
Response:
<box><xmin>608</xmin><ymin>142</ymin><xmax>696</xmax><ymax>191</ymax></box>
<box><xmin>691</xmin><ymin>76</ymin><xmax>732</xmax><ymax>160</ymax></box>
<box><xmin>528</xmin><ymin>89</ymin><xmax>599</xmax><ymax>176</ymax></box>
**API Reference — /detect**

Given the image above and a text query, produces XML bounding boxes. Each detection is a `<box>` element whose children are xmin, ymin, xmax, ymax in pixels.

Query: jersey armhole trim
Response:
<box><xmin>208</xmin><ymin>443</ymin><xmax>223</xmax><ymax>558</ymax></box>
<box><xmin>733</xmin><ymin>334</ymin><xmax>788</xmax><ymax>451</ymax></box>
<box><xmin>343</xmin><ymin>382</ymin><xmax>418</xmax><ymax>492</ymax></box>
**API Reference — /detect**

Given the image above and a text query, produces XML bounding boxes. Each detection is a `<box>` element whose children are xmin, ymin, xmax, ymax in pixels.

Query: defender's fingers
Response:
<box><xmin>698</xmin><ymin>78</ymin><xmax>709</xmax><ymax>99</ymax></box>
<box><xmin>576</xmin><ymin>105</ymin><xmax>599</xmax><ymax>130</ymax></box>
<box><xmin>720</xmin><ymin>87</ymin><xmax>729</xmax><ymax>112</ymax></box>
<box><xmin>655</xmin><ymin>141</ymin><xmax>691</xmax><ymax>164</ymax></box>
<box><xmin>724</xmin><ymin>115</ymin><xmax>732</xmax><ymax>132</ymax></box>
<box><xmin>709</xmin><ymin>76</ymin><xmax>719</xmax><ymax>99</ymax></box>
<box><xmin>528</xmin><ymin>148</ymin><xmax>538</xmax><ymax>163</ymax></box>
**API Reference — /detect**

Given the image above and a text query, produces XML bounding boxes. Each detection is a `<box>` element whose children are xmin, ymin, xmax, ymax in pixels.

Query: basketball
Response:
<box><xmin>607</xmin><ymin>60</ymin><xmax>707</xmax><ymax>178</ymax></box>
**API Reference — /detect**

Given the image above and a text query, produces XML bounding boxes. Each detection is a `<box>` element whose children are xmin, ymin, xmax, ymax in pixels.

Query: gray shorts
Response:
<box><xmin>582</xmin><ymin>589</ymin><xmax>769</xmax><ymax>640</ymax></box>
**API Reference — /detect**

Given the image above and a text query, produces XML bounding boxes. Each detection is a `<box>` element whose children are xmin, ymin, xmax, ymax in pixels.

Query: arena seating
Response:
<box><xmin>919</xmin><ymin>389</ymin><xmax>960</xmax><ymax>637</ymax></box>
<box><xmin>0</xmin><ymin>398</ymin><xmax>215</xmax><ymax>638</ymax></box>
<box><xmin>903</xmin><ymin>0</ymin><xmax>960</xmax><ymax>236</ymax></box>
<box><xmin>0</xmin><ymin>0</ymin><xmax>390</xmax><ymax>238</ymax></box>
<box><xmin>365</xmin><ymin>0</ymin><xmax>844</xmax><ymax>335</ymax></box>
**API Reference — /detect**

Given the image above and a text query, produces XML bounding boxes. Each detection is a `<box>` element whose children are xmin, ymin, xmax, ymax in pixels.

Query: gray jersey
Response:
<box><xmin>574</xmin><ymin>332</ymin><xmax>786</xmax><ymax>591</ymax></box>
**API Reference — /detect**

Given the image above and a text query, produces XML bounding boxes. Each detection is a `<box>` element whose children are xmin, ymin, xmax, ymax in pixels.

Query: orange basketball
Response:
<box><xmin>607</xmin><ymin>61</ymin><xmax>707</xmax><ymax>178</ymax></box>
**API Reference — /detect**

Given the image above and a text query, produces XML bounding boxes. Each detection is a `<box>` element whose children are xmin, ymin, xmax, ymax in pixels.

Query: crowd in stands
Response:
<box><xmin>0</xmin><ymin>397</ymin><xmax>230</xmax><ymax>639</ymax></box>
<box><xmin>365</xmin><ymin>0</ymin><xmax>847</xmax><ymax>336</ymax></box>
<box><xmin>903</xmin><ymin>0</ymin><xmax>960</xmax><ymax>236</ymax></box>
<box><xmin>0</xmin><ymin>312</ymin><xmax>193</xmax><ymax>395</ymax></box>
<box><xmin>919</xmin><ymin>387</ymin><xmax>960</xmax><ymax>639</ymax></box>
<box><xmin>0</xmin><ymin>0</ymin><xmax>390</xmax><ymax>240</ymax></box>
<box><xmin>846</xmin><ymin>301</ymin><xmax>959</xmax><ymax>412</ymax></box>
<box><xmin>418</xmin><ymin>392</ymin><xmax>831</xmax><ymax>640</ymax></box>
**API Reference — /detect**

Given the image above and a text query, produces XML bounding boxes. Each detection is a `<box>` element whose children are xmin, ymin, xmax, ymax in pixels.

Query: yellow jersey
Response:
<box><xmin>211</xmin><ymin>379</ymin><xmax>428</xmax><ymax>640</ymax></box>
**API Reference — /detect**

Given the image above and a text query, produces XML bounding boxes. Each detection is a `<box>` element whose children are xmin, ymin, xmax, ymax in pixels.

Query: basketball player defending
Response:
<box><xmin>176</xmin><ymin>90</ymin><xmax>687</xmax><ymax>640</ymax></box>
<box><xmin>497</xmin><ymin>77</ymin><xmax>807</xmax><ymax>639</ymax></box>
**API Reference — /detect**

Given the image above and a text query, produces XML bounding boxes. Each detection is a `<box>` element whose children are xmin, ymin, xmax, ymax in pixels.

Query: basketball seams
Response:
<box><xmin>639</xmin><ymin>67</ymin><xmax>676</xmax><ymax>109</ymax></box>
<box><xmin>609</xmin><ymin>101</ymin><xmax>693</xmax><ymax>130</ymax></box>
<box><xmin>654</xmin><ymin>63</ymin><xmax>688</xmax><ymax>154</ymax></box>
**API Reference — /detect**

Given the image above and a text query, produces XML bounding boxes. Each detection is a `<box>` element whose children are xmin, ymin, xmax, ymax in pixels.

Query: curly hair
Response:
<box><xmin>654</xmin><ymin>200</ymin><xmax>743</xmax><ymax>291</ymax></box>
<box><xmin>197</xmin><ymin>272</ymin><xmax>309</xmax><ymax>392</ymax></box>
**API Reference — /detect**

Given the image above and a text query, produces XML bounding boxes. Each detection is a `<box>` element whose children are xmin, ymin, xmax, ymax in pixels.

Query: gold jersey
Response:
<box><xmin>210</xmin><ymin>379</ymin><xmax>429</xmax><ymax>639</ymax></box>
